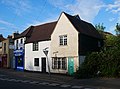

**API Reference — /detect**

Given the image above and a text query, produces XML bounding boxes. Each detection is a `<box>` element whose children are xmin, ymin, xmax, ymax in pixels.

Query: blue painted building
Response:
<box><xmin>13</xmin><ymin>26</ymin><xmax>33</xmax><ymax>70</ymax></box>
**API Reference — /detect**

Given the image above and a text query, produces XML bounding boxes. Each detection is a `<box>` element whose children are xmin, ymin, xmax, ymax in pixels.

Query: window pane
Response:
<box><xmin>59</xmin><ymin>35</ymin><xmax>67</xmax><ymax>46</ymax></box>
<box><xmin>58</xmin><ymin>58</ymin><xmax>61</xmax><ymax>69</ymax></box>
<box><xmin>33</xmin><ymin>42</ymin><xmax>38</xmax><ymax>51</ymax></box>
<box><xmin>62</xmin><ymin>58</ymin><xmax>66</xmax><ymax>70</ymax></box>
<box><xmin>34</xmin><ymin>58</ymin><xmax>39</xmax><ymax>66</ymax></box>
<box><xmin>59</xmin><ymin>36</ymin><xmax>63</xmax><ymax>45</ymax></box>
<box><xmin>54</xmin><ymin>58</ymin><xmax>57</xmax><ymax>69</ymax></box>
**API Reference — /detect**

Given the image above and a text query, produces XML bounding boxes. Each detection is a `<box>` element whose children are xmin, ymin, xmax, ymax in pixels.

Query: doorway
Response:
<box><xmin>41</xmin><ymin>57</ymin><xmax>46</xmax><ymax>73</ymax></box>
<box><xmin>68</xmin><ymin>57</ymin><xmax>74</xmax><ymax>75</ymax></box>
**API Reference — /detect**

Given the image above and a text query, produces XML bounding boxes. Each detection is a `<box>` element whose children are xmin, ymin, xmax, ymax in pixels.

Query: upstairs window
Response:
<box><xmin>33</xmin><ymin>42</ymin><xmax>38</xmax><ymax>51</ymax></box>
<box><xmin>59</xmin><ymin>35</ymin><xmax>67</xmax><ymax>46</ymax></box>
<box><xmin>16</xmin><ymin>40</ymin><xmax>18</xmax><ymax>49</ymax></box>
<box><xmin>20</xmin><ymin>39</ymin><xmax>23</xmax><ymax>44</ymax></box>
<box><xmin>4</xmin><ymin>43</ymin><xmax>6</xmax><ymax>54</ymax></box>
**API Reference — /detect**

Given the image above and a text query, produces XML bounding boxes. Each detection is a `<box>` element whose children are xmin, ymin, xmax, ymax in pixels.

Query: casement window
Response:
<box><xmin>33</xmin><ymin>42</ymin><xmax>38</xmax><ymax>51</ymax></box>
<box><xmin>16</xmin><ymin>40</ymin><xmax>18</xmax><ymax>49</ymax></box>
<box><xmin>52</xmin><ymin>57</ymin><xmax>67</xmax><ymax>70</ymax></box>
<box><xmin>20</xmin><ymin>39</ymin><xmax>23</xmax><ymax>44</ymax></box>
<box><xmin>4</xmin><ymin>43</ymin><xmax>6</xmax><ymax>54</ymax></box>
<box><xmin>34</xmin><ymin>58</ymin><xmax>39</xmax><ymax>66</ymax></box>
<box><xmin>59</xmin><ymin>35</ymin><xmax>67</xmax><ymax>46</ymax></box>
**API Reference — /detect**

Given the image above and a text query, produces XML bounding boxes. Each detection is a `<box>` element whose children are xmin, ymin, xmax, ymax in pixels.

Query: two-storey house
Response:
<box><xmin>14</xmin><ymin>27</ymin><xmax>33</xmax><ymax>70</ymax></box>
<box><xmin>50</xmin><ymin>12</ymin><xmax>103</xmax><ymax>75</ymax></box>
<box><xmin>24</xmin><ymin>12</ymin><xmax>103</xmax><ymax>75</ymax></box>
<box><xmin>1</xmin><ymin>36</ymin><xmax>14</xmax><ymax>68</ymax></box>
<box><xmin>25</xmin><ymin>22</ymin><xmax>57</xmax><ymax>72</ymax></box>
<box><xmin>0</xmin><ymin>34</ymin><xmax>6</xmax><ymax>68</ymax></box>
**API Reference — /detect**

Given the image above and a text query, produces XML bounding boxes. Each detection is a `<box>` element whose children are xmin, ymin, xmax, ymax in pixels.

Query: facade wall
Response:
<box><xmin>51</xmin><ymin>13</ymin><xmax>79</xmax><ymax>74</ymax></box>
<box><xmin>14</xmin><ymin>37</ymin><xmax>25</xmax><ymax>49</ymax></box>
<box><xmin>2</xmin><ymin>39</ymin><xmax>9</xmax><ymax>67</ymax></box>
<box><xmin>14</xmin><ymin>37</ymin><xmax>25</xmax><ymax>70</ymax></box>
<box><xmin>25</xmin><ymin>41</ymin><xmax>51</xmax><ymax>72</ymax></box>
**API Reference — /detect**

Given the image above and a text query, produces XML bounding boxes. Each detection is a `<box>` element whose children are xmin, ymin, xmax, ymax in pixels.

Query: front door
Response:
<box><xmin>41</xmin><ymin>57</ymin><xmax>46</xmax><ymax>73</ymax></box>
<box><xmin>68</xmin><ymin>57</ymin><xmax>74</xmax><ymax>75</ymax></box>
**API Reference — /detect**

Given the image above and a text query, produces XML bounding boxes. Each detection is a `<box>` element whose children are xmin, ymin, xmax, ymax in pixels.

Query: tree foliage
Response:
<box><xmin>115</xmin><ymin>23</ymin><xmax>120</xmax><ymax>36</ymax></box>
<box><xmin>74</xmin><ymin>23</ymin><xmax>120</xmax><ymax>79</ymax></box>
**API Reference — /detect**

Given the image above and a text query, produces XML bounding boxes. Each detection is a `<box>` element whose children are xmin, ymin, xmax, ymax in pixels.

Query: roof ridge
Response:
<box><xmin>34</xmin><ymin>21</ymin><xmax>57</xmax><ymax>27</ymax></box>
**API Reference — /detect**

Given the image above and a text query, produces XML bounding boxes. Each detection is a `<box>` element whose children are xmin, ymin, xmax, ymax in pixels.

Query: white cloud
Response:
<box><xmin>1</xmin><ymin>0</ymin><xmax>31</xmax><ymax>16</ymax></box>
<box><xmin>0</xmin><ymin>19</ymin><xmax>18</xmax><ymax>29</ymax></box>
<box><xmin>109</xmin><ymin>17</ymin><xmax>115</xmax><ymax>22</ymax></box>
<box><xmin>106</xmin><ymin>0</ymin><xmax>120</xmax><ymax>13</ymax></box>
<box><xmin>0</xmin><ymin>27</ymin><xmax>6</xmax><ymax>30</ymax></box>
<box><xmin>48</xmin><ymin>0</ymin><xmax>104</xmax><ymax>22</ymax></box>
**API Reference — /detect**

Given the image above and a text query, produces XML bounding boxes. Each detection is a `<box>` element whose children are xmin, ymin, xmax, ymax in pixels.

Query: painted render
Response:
<box><xmin>25</xmin><ymin>40</ymin><xmax>51</xmax><ymax>72</ymax></box>
<box><xmin>14</xmin><ymin>37</ymin><xmax>25</xmax><ymax>49</ymax></box>
<box><xmin>51</xmin><ymin>13</ymin><xmax>79</xmax><ymax>74</ymax></box>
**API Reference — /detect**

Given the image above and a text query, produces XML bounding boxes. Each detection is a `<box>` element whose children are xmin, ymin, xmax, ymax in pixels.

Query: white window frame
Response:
<box><xmin>59</xmin><ymin>35</ymin><xmax>67</xmax><ymax>46</ymax></box>
<box><xmin>52</xmin><ymin>57</ymin><xmax>67</xmax><ymax>70</ymax></box>
<box><xmin>33</xmin><ymin>42</ymin><xmax>38</xmax><ymax>51</ymax></box>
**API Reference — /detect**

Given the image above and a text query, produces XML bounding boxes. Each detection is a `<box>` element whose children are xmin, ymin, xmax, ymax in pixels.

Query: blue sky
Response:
<box><xmin>0</xmin><ymin>0</ymin><xmax>120</xmax><ymax>37</ymax></box>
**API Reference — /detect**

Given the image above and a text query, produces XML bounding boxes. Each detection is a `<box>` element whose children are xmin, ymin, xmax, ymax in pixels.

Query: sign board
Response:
<box><xmin>14</xmin><ymin>49</ymin><xmax>24</xmax><ymax>56</ymax></box>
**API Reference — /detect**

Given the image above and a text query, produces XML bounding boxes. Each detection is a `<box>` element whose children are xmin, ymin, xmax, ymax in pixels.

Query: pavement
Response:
<box><xmin>0</xmin><ymin>68</ymin><xmax>120</xmax><ymax>89</ymax></box>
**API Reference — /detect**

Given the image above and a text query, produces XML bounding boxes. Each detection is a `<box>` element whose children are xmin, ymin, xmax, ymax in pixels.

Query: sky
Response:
<box><xmin>0</xmin><ymin>0</ymin><xmax>120</xmax><ymax>38</ymax></box>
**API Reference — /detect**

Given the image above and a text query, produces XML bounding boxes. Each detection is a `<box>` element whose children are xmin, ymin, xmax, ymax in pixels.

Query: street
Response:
<box><xmin>0</xmin><ymin>75</ymin><xmax>88</xmax><ymax>89</ymax></box>
<box><xmin>0</xmin><ymin>69</ymin><xmax>94</xmax><ymax>89</ymax></box>
<box><xmin>0</xmin><ymin>69</ymin><xmax>120</xmax><ymax>89</ymax></box>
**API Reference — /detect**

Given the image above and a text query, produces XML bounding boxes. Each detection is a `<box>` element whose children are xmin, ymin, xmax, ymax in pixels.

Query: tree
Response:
<box><xmin>115</xmin><ymin>23</ymin><xmax>120</xmax><ymax>36</ymax></box>
<box><xmin>95</xmin><ymin>23</ymin><xmax>106</xmax><ymax>32</ymax></box>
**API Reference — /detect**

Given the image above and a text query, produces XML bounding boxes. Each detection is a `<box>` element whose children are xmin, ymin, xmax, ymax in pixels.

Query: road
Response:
<box><xmin>0</xmin><ymin>73</ymin><xmax>91</xmax><ymax>89</ymax></box>
<box><xmin>1</xmin><ymin>69</ymin><xmax>118</xmax><ymax>89</ymax></box>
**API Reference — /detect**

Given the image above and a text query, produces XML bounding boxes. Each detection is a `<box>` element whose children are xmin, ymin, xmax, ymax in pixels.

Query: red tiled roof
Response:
<box><xmin>26</xmin><ymin>21</ymin><xmax>57</xmax><ymax>43</ymax></box>
<box><xmin>64</xmin><ymin>12</ymin><xmax>103</xmax><ymax>39</ymax></box>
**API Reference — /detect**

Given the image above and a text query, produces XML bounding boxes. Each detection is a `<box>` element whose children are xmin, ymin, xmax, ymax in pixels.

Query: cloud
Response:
<box><xmin>48</xmin><ymin>0</ymin><xmax>104</xmax><ymax>22</ymax></box>
<box><xmin>106</xmin><ymin>0</ymin><xmax>120</xmax><ymax>13</ymax></box>
<box><xmin>0</xmin><ymin>27</ymin><xmax>6</xmax><ymax>30</ymax></box>
<box><xmin>109</xmin><ymin>17</ymin><xmax>115</xmax><ymax>22</ymax></box>
<box><xmin>1</xmin><ymin>0</ymin><xmax>32</xmax><ymax>16</ymax></box>
<box><xmin>0</xmin><ymin>19</ymin><xmax>18</xmax><ymax>29</ymax></box>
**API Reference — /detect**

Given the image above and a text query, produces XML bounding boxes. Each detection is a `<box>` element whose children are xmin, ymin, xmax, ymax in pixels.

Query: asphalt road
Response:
<box><xmin>0</xmin><ymin>74</ymin><xmax>88</xmax><ymax>89</ymax></box>
<box><xmin>0</xmin><ymin>79</ymin><xmax>70</xmax><ymax>89</ymax></box>
<box><xmin>1</xmin><ymin>69</ymin><xmax>119</xmax><ymax>89</ymax></box>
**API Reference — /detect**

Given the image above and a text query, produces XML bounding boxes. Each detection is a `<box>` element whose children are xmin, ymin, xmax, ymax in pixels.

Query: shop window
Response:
<box><xmin>17</xmin><ymin>56</ymin><xmax>23</xmax><ymax>67</ymax></box>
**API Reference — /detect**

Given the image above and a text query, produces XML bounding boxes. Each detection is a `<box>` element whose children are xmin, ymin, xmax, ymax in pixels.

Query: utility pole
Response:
<box><xmin>43</xmin><ymin>47</ymin><xmax>51</xmax><ymax>78</ymax></box>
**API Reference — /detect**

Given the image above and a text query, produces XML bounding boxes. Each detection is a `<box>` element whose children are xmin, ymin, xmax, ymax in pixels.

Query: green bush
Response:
<box><xmin>75</xmin><ymin>43</ymin><xmax>120</xmax><ymax>78</ymax></box>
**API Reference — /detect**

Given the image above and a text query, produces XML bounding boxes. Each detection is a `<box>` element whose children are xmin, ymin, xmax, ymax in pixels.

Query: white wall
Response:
<box><xmin>50</xmin><ymin>13</ymin><xmax>79</xmax><ymax>74</ymax></box>
<box><xmin>25</xmin><ymin>41</ymin><xmax>51</xmax><ymax>72</ymax></box>
<box><xmin>14</xmin><ymin>37</ymin><xmax>25</xmax><ymax>50</ymax></box>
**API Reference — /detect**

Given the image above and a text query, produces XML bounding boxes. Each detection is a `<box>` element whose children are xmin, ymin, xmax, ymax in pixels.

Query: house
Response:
<box><xmin>50</xmin><ymin>12</ymin><xmax>103</xmax><ymax>75</ymax></box>
<box><xmin>24</xmin><ymin>12</ymin><xmax>103</xmax><ymax>75</ymax></box>
<box><xmin>13</xmin><ymin>27</ymin><xmax>33</xmax><ymax>70</ymax></box>
<box><xmin>0</xmin><ymin>34</ymin><xmax>6</xmax><ymax>67</ymax></box>
<box><xmin>24</xmin><ymin>22</ymin><xmax>57</xmax><ymax>72</ymax></box>
<box><xmin>1</xmin><ymin>35</ymin><xmax>14</xmax><ymax>68</ymax></box>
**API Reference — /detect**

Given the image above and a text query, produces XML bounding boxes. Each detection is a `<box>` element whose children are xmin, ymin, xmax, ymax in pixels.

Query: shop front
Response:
<box><xmin>14</xmin><ymin>49</ymin><xmax>24</xmax><ymax>70</ymax></box>
<box><xmin>2</xmin><ymin>54</ymin><xmax>7</xmax><ymax>68</ymax></box>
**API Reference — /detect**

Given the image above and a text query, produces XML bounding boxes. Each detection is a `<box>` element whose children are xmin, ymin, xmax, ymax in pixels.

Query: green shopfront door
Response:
<box><xmin>68</xmin><ymin>57</ymin><xmax>74</xmax><ymax>75</ymax></box>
